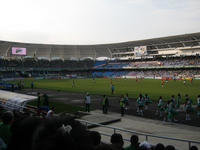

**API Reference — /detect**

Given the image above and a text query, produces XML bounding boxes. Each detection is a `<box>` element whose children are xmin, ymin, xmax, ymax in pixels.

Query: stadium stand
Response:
<box><xmin>0</xmin><ymin>33</ymin><xmax>200</xmax><ymax>80</ymax></box>
<box><xmin>0</xmin><ymin>106</ymin><xmax>199</xmax><ymax>150</ymax></box>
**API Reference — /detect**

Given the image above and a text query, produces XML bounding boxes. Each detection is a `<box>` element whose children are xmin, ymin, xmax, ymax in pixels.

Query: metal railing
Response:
<box><xmin>77</xmin><ymin>119</ymin><xmax>200</xmax><ymax>149</ymax></box>
<box><xmin>0</xmin><ymin>99</ymin><xmax>37</xmax><ymax>113</ymax></box>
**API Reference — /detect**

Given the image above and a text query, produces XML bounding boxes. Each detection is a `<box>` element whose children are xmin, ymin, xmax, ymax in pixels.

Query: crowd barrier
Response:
<box><xmin>77</xmin><ymin>119</ymin><xmax>200</xmax><ymax>150</ymax></box>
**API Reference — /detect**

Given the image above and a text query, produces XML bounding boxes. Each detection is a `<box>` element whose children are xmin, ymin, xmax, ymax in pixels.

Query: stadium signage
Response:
<box><xmin>12</xmin><ymin>47</ymin><xmax>26</xmax><ymax>55</ymax></box>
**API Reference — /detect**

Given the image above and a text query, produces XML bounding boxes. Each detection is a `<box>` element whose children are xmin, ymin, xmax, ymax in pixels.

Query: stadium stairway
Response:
<box><xmin>76</xmin><ymin>110</ymin><xmax>121</xmax><ymax>128</ymax></box>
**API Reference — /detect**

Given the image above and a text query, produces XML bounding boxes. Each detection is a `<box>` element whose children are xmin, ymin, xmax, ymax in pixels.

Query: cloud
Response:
<box><xmin>125</xmin><ymin>0</ymin><xmax>150</xmax><ymax>4</ymax></box>
<box><xmin>0</xmin><ymin>0</ymin><xmax>199</xmax><ymax>44</ymax></box>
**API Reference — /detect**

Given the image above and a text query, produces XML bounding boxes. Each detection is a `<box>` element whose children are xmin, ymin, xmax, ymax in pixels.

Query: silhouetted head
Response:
<box><xmin>130</xmin><ymin>135</ymin><xmax>139</xmax><ymax>145</ymax></box>
<box><xmin>1</xmin><ymin>111</ymin><xmax>14</xmax><ymax>125</ymax></box>
<box><xmin>89</xmin><ymin>131</ymin><xmax>101</xmax><ymax>146</ymax></box>
<box><xmin>155</xmin><ymin>143</ymin><xmax>165</xmax><ymax>150</ymax></box>
<box><xmin>190</xmin><ymin>146</ymin><xmax>198</xmax><ymax>150</ymax></box>
<box><xmin>165</xmin><ymin>145</ymin><xmax>175</xmax><ymax>150</ymax></box>
<box><xmin>110</xmin><ymin>133</ymin><xmax>124</xmax><ymax>147</ymax></box>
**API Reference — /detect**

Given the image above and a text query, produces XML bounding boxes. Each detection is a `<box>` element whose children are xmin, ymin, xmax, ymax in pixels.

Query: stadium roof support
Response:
<box><xmin>107</xmin><ymin>48</ymin><xmax>113</xmax><ymax>58</ymax></box>
<box><xmin>5</xmin><ymin>45</ymin><xmax>10</xmax><ymax>57</ymax></box>
<box><xmin>94</xmin><ymin>48</ymin><xmax>97</xmax><ymax>60</ymax></box>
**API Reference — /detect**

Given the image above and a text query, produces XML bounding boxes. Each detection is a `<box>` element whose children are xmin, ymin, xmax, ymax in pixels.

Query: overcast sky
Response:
<box><xmin>0</xmin><ymin>0</ymin><xmax>200</xmax><ymax>45</ymax></box>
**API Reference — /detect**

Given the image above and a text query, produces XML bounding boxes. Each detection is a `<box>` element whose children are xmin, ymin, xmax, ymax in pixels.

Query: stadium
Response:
<box><xmin>1</xmin><ymin>32</ymin><xmax>200</xmax><ymax>79</ymax></box>
<box><xmin>0</xmin><ymin>32</ymin><xmax>200</xmax><ymax>150</ymax></box>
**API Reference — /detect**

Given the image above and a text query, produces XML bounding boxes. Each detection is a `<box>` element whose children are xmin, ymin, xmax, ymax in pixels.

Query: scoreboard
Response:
<box><xmin>12</xmin><ymin>47</ymin><xmax>26</xmax><ymax>55</ymax></box>
<box><xmin>134</xmin><ymin>46</ymin><xmax>147</xmax><ymax>57</ymax></box>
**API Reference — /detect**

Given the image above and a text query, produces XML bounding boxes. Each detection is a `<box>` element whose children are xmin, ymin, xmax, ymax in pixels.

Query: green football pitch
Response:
<box><xmin>12</xmin><ymin>78</ymin><xmax>200</xmax><ymax>104</ymax></box>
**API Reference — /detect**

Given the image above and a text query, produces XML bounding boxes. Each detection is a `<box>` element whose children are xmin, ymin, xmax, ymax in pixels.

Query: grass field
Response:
<box><xmin>10</xmin><ymin>78</ymin><xmax>200</xmax><ymax>104</ymax></box>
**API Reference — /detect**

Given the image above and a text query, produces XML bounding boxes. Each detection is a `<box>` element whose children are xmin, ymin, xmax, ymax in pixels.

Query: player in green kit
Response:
<box><xmin>136</xmin><ymin>94</ymin><xmax>144</xmax><ymax>116</ymax></box>
<box><xmin>184</xmin><ymin>94</ymin><xmax>193</xmax><ymax>121</ymax></box>
<box><xmin>197</xmin><ymin>95</ymin><xmax>200</xmax><ymax>117</ymax></box>
<box><xmin>102</xmin><ymin>95</ymin><xmax>109</xmax><ymax>114</ymax></box>
<box><xmin>156</xmin><ymin>96</ymin><xmax>164</xmax><ymax>118</ymax></box>
<box><xmin>176</xmin><ymin>93</ymin><xmax>181</xmax><ymax>109</ymax></box>
<box><xmin>120</xmin><ymin>95</ymin><xmax>125</xmax><ymax>116</ymax></box>
<box><xmin>163</xmin><ymin>101</ymin><xmax>170</xmax><ymax>122</ymax></box>
<box><xmin>144</xmin><ymin>94</ymin><xmax>152</xmax><ymax>110</ymax></box>
<box><xmin>168</xmin><ymin>99</ymin><xmax>178</xmax><ymax>122</ymax></box>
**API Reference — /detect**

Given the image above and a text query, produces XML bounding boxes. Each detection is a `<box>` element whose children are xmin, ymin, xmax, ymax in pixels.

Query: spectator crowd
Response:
<box><xmin>0</xmin><ymin>108</ymin><xmax>199</xmax><ymax>150</ymax></box>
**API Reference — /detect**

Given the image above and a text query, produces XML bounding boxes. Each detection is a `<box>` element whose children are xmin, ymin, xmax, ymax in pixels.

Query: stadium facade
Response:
<box><xmin>0</xmin><ymin>32</ymin><xmax>200</xmax><ymax>60</ymax></box>
<box><xmin>1</xmin><ymin>32</ymin><xmax>200</xmax><ymax>80</ymax></box>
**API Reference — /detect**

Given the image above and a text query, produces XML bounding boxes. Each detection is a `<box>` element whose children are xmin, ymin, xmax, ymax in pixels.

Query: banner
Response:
<box><xmin>162</xmin><ymin>77</ymin><xmax>173</xmax><ymax>79</ymax></box>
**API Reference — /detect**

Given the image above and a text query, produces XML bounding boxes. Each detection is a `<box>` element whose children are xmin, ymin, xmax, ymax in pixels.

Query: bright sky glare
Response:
<box><xmin>0</xmin><ymin>0</ymin><xmax>200</xmax><ymax>45</ymax></box>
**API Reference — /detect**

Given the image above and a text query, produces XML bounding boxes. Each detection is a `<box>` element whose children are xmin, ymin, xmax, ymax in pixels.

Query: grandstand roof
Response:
<box><xmin>0</xmin><ymin>32</ymin><xmax>200</xmax><ymax>60</ymax></box>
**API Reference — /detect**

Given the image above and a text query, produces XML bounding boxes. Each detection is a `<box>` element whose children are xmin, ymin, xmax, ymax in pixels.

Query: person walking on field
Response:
<box><xmin>161</xmin><ymin>79</ymin><xmax>164</xmax><ymax>88</ymax></box>
<box><xmin>72</xmin><ymin>79</ymin><xmax>75</xmax><ymax>88</ymax></box>
<box><xmin>102</xmin><ymin>95</ymin><xmax>109</xmax><ymax>114</ymax></box>
<box><xmin>120</xmin><ymin>95</ymin><xmax>125</xmax><ymax>117</ymax></box>
<box><xmin>183</xmin><ymin>79</ymin><xmax>186</xmax><ymax>85</ymax></box>
<box><xmin>111</xmin><ymin>84</ymin><xmax>114</xmax><ymax>95</ymax></box>
<box><xmin>31</xmin><ymin>81</ymin><xmax>34</xmax><ymax>90</ymax></box>
<box><xmin>85</xmin><ymin>92</ymin><xmax>91</xmax><ymax>112</ymax></box>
